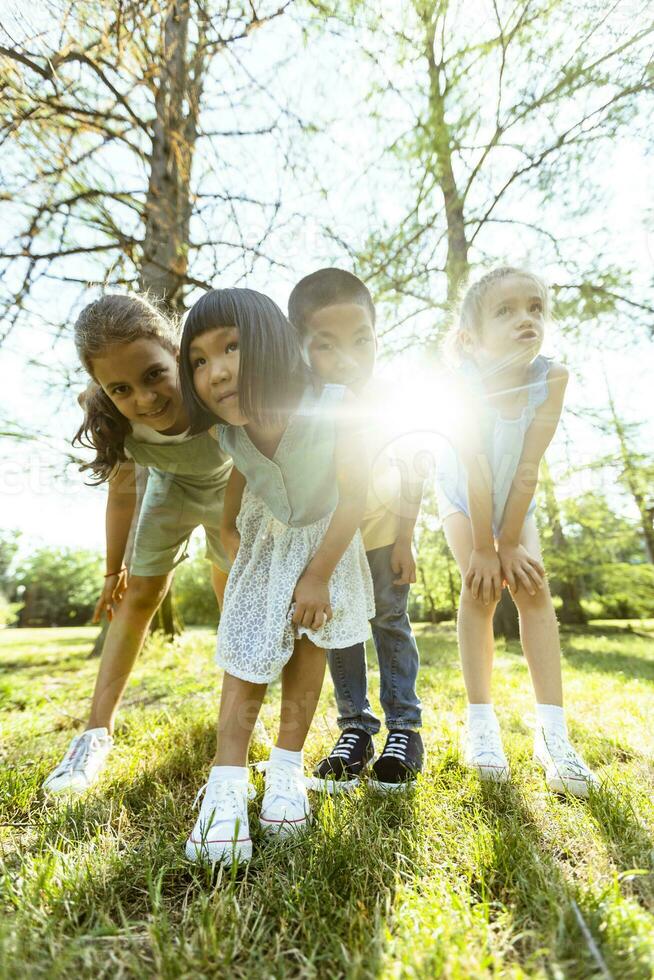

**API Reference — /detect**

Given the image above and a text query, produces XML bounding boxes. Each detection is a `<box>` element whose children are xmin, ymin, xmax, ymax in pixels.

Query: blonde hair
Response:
<box><xmin>444</xmin><ymin>266</ymin><xmax>550</xmax><ymax>367</ymax></box>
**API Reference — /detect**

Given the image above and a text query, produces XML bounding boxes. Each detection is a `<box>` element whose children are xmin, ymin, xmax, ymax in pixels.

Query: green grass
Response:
<box><xmin>1</xmin><ymin>621</ymin><xmax>653</xmax><ymax>978</ymax></box>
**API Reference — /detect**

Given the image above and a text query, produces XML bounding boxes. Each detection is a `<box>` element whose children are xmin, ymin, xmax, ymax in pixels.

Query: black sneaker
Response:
<box><xmin>370</xmin><ymin>730</ymin><xmax>424</xmax><ymax>792</ymax></box>
<box><xmin>312</xmin><ymin>729</ymin><xmax>374</xmax><ymax>793</ymax></box>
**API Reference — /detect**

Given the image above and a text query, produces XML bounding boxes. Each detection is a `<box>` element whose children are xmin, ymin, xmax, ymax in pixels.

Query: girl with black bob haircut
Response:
<box><xmin>179</xmin><ymin>286</ymin><xmax>308</xmax><ymax>434</ymax></box>
<box><xmin>178</xmin><ymin>285</ymin><xmax>375</xmax><ymax>869</ymax></box>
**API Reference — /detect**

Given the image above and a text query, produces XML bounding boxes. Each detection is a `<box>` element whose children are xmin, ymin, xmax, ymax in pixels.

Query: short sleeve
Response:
<box><xmin>529</xmin><ymin>356</ymin><xmax>552</xmax><ymax>412</ymax></box>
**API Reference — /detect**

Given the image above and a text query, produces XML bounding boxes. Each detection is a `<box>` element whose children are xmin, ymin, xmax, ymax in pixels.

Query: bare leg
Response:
<box><xmin>443</xmin><ymin>513</ymin><xmax>497</xmax><ymax>703</ymax></box>
<box><xmin>87</xmin><ymin>573</ymin><xmax>172</xmax><ymax>733</ymax></box>
<box><xmin>213</xmin><ymin>673</ymin><xmax>267</xmax><ymax>766</ymax></box>
<box><xmin>211</xmin><ymin>564</ymin><xmax>229</xmax><ymax>611</ymax></box>
<box><xmin>511</xmin><ymin>518</ymin><xmax>563</xmax><ymax>706</ymax></box>
<box><xmin>277</xmin><ymin>636</ymin><xmax>326</xmax><ymax>751</ymax></box>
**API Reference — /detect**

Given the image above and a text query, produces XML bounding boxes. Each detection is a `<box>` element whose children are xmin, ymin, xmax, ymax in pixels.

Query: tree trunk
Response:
<box><xmin>137</xmin><ymin>0</ymin><xmax>206</xmax><ymax>641</ymax></box>
<box><xmin>540</xmin><ymin>459</ymin><xmax>587</xmax><ymax>624</ymax></box>
<box><xmin>493</xmin><ymin>590</ymin><xmax>520</xmax><ymax>640</ymax></box>
<box><xmin>418</xmin><ymin>563</ymin><xmax>438</xmax><ymax>624</ymax></box>
<box><xmin>605</xmin><ymin>373</ymin><xmax>654</xmax><ymax>563</ymax></box>
<box><xmin>140</xmin><ymin>0</ymin><xmax>196</xmax><ymax>308</ymax></box>
<box><xmin>421</xmin><ymin>8</ymin><xmax>469</xmax><ymax>301</ymax></box>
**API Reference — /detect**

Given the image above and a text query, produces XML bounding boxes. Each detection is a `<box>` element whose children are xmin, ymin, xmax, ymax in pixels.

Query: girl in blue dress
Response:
<box><xmin>179</xmin><ymin>287</ymin><xmax>374</xmax><ymax>866</ymax></box>
<box><xmin>436</xmin><ymin>266</ymin><xmax>598</xmax><ymax>797</ymax></box>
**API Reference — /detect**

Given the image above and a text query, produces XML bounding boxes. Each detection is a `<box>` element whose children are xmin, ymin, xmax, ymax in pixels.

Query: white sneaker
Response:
<box><xmin>43</xmin><ymin>728</ymin><xmax>113</xmax><ymax>795</ymax></box>
<box><xmin>534</xmin><ymin>728</ymin><xmax>599</xmax><ymax>798</ymax></box>
<box><xmin>186</xmin><ymin>777</ymin><xmax>255</xmax><ymax>866</ymax></box>
<box><xmin>464</xmin><ymin>723</ymin><xmax>510</xmax><ymax>782</ymax></box>
<box><xmin>258</xmin><ymin>761</ymin><xmax>312</xmax><ymax>836</ymax></box>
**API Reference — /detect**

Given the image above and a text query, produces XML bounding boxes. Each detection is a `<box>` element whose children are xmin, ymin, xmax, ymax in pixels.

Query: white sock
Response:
<box><xmin>468</xmin><ymin>703</ymin><xmax>498</xmax><ymax>729</ymax></box>
<box><xmin>209</xmin><ymin>765</ymin><xmax>249</xmax><ymax>783</ymax></box>
<box><xmin>536</xmin><ymin>703</ymin><xmax>567</xmax><ymax>736</ymax></box>
<box><xmin>270</xmin><ymin>745</ymin><xmax>303</xmax><ymax>769</ymax></box>
<box><xmin>85</xmin><ymin>727</ymin><xmax>110</xmax><ymax>739</ymax></box>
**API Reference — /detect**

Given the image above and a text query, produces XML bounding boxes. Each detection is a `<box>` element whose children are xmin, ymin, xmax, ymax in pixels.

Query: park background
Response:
<box><xmin>0</xmin><ymin>1</ymin><xmax>653</xmax><ymax>978</ymax></box>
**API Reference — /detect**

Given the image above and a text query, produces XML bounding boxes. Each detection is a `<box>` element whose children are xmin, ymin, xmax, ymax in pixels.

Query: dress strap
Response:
<box><xmin>527</xmin><ymin>355</ymin><xmax>552</xmax><ymax>412</ymax></box>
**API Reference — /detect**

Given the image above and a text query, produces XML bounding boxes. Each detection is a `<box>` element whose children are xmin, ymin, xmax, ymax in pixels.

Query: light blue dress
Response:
<box><xmin>216</xmin><ymin>382</ymin><xmax>375</xmax><ymax>683</ymax></box>
<box><xmin>435</xmin><ymin>355</ymin><xmax>551</xmax><ymax>535</ymax></box>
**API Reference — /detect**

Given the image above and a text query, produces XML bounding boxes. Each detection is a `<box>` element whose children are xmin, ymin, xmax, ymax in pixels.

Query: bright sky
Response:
<box><xmin>1</xmin><ymin>5</ymin><xmax>652</xmax><ymax>560</ymax></box>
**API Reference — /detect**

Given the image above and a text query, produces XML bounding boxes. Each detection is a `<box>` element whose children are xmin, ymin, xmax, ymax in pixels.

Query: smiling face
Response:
<box><xmin>303</xmin><ymin>302</ymin><xmax>376</xmax><ymax>393</ymax></box>
<box><xmin>189</xmin><ymin>326</ymin><xmax>249</xmax><ymax>426</ymax></box>
<box><xmin>91</xmin><ymin>337</ymin><xmax>187</xmax><ymax>433</ymax></box>
<box><xmin>471</xmin><ymin>274</ymin><xmax>546</xmax><ymax>367</ymax></box>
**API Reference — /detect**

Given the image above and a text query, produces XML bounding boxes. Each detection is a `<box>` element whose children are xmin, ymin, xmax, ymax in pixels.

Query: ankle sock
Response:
<box><xmin>209</xmin><ymin>765</ymin><xmax>249</xmax><ymax>783</ymax></box>
<box><xmin>468</xmin><ymin>703</ymin><xmax>498</xmax><ymax>728</ymax></box>
<box><xmin>270</xmin><ymin>745</ymin><xmax>303</xmax><ymax>769</ymax></box>
<box><xmin>536</xmin><ymin>703</ymin><xmax>567</xmax><ymax>736</ymax></box>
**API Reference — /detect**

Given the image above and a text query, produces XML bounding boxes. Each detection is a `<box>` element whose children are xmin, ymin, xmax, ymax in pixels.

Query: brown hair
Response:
<box><xmin>72</xmin><ymin>294</ymin><xmax>180</xmax><ymax>483</ymax></box>
<box><xmin>443</xmin><ymin>266</ymin><xmax>550</xmax><ymax>366</ymax></box>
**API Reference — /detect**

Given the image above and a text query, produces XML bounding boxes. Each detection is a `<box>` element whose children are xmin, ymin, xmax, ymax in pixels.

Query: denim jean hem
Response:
<box><xmin>384</xmin><ymin>719</ymin><xmax>422</xmax><ymax>731</ymax></box>
<box><xmin>336</xmin><ymin>720</ymin><xmax>381</xmax><ymax>736</ymax></box>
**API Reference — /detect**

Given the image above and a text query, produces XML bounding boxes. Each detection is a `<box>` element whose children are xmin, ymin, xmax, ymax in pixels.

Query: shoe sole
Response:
<box><xmin>259</xmin><ymin>814</ymin><xmax>312</xmax><ymax>836</ymax></box>
<box><xmin>185</xmin><ymin>837</ymin><xmax>252</xmax><ymax>866</ymax></box>
<box><xmin>534</xmin><ymin>755</ymin><xmax>598</xmax><ymax>799</ymax></box>
<box><xmin>470</xmin><ymin>764</ymin><xmax>510</xmax><ymax>783</ymax></box>
<box><xmin>43</xmin><ymin>780</ymin><xmax>95</xmax><ymax>797</ymax></box>
<box><xmin>368</xmin><ymin>777</ymin><xmax>417</xmax><ymax>794</ymax></box>
<box><xmin>308</xmin><ymin>775</ymin><xmax>360</xmax><ymax>795</ymax></box>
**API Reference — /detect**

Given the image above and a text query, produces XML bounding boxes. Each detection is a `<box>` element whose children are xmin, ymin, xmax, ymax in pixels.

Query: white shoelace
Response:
<box><xmin>331</xmin><ymin>732</ymin><xmax>363</xmax><ymax>760</ymax></box>
<box><xmin>193</xmin><ymin>780</ymin><xmax>255</xmax><ymax>817</ymax></box>
<box><xmin>255</xmin><ymin>761</ymin><xmax>307</xmax><ymax>805</ymax></box>
<box><xmin>382</xmin><ymin>732</ymin><xmax>411</xmax><ymax>761</ymax></box>
<box><xmin>541</xmin><ymin>730</ymin><xmax>590</xmax><ymax>778</ymax></box>
<box><xmin>54</xmin><ymin>733</ymin><xmax>102</xmax><ymax>777</ymax></box>
<box><xmin>468</xmin><ymin>724</ymin><xmax>506</xmax><ymax>765</ymax></box>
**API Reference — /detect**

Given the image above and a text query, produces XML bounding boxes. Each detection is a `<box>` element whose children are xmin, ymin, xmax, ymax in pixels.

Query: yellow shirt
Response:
<box><xmin>359</xmin><ymin>381</ymin><xmax>423</xmax><ymax>551</ymax></box>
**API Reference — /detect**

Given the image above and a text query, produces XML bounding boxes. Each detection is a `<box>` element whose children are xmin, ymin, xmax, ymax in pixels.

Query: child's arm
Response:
<box><xmin>293</xmin><ymin>393</ymin><xmax>369</xmax><ymax>631</ymax></box>
<box><xmin>93</xmin><ymin>460</ymin><xmax>138</xmax><ymax>623</ymax></box>
<box><xmin>497</xmin><ymin>363</ymin><xmax>568</xmax><ymax>593</ymax></box>
<box><xmin>458</xmin><ymin>400</ymin><xmax>503</xmax><ymax>606</ymax></box>
<box><xmin>220</xmin><ymin>465</ymin><xmax>246</xmax><ymax>562</ymax></box>
<box><xmin>390</xmin><ymin>472</ymin><xmax>425</xmax><ymax>586</ymax></box>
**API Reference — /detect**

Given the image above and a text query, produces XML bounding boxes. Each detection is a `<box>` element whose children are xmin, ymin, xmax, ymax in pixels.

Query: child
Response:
<box><xmin>437</xmin><ymin>266</ymin><xmax>598</xmax><ymax>796</ymax></box>
<box><xmin>179</xmin><ymin>287</ymin><xmax>375</xmax><ymax>866</ymax></box>
<box><xmin>288</xmin><ymin>268</ymin><xmax>425</xmax><ymax>791</ymax></box>
<box><xmin>43</xmin><ymin>294</ymin><xmax>232</xmax><ymax>795</ymax></box>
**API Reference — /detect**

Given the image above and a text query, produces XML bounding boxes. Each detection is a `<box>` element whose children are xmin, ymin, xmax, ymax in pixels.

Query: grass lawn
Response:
<box><xmin>1</xmin><ymin>620</ymin><xmax>653</xmax><ymax>978</ymax></box>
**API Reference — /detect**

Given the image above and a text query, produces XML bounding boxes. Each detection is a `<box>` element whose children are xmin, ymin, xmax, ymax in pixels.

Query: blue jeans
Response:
<box><xmin>327</xmin><ymin>544</ymin><xmax>422</xmax><ymax>734</ymax></box>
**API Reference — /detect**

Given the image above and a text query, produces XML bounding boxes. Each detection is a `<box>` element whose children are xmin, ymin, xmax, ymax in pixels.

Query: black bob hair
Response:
<box><xmin>179</xmin><ymin>287</ymin><xmax>309</xmax><ymax>434</ymax></box>
<box><xmin>288</xmin><ymin>267</ymin><xmax>376</xmax><ymax>335</ymax></box>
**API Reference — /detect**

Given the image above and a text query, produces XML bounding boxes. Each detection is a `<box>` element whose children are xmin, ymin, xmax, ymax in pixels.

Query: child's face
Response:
<box><xmin>303</xmin><ymin>303</ymin><xmax>376</xmax><ymax>393</ymax></box>
<box><xmin>473</xmin><ymin>275</ymin><xmax>545</xmax><ymax>366</ymax></box>
<box><xmin>92</xmin><ymin>338</ymin><xmax>183</xmax><ymax>431</ymax></box>
<box><xmin>189</xmin><ymin>326</ymin><xmax>249</xmax><ymax>426</ymax></box>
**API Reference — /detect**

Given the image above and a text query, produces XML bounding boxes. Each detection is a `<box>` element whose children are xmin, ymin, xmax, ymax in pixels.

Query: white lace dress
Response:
<box><xmin>216</xmin><ymin>486</ymin><xmax>375</xmax><ymax>683</ymax></box>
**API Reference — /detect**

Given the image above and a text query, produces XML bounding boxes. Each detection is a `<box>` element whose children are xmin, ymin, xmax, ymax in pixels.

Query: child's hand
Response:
<box><xmin>92</xmin><ymin>569</ymin><xmax>128</xmax><ymax>624</ymax></box>
<box><xmin>391</xmin><ymin>538</ymin><xmax>417</xmax><ymax>586</ymax></box>
<box><xmin>220</xmin><ymin>524</ymin><xmax>241</xmax><ymax>563</ymax></box>
<box><xmin>497</xmin><ymin>542</ymin><xmax>544</xmax><ymax>595</ymax></box>
<box><xmin>465</xmin><ymin>547</ymin><xmax>502</xmax><ymax>605</ymax></box>
<box><xmin>292</xmin><ymin>572</ymin><xmax>333</xmax><ymax>631</ymax></box>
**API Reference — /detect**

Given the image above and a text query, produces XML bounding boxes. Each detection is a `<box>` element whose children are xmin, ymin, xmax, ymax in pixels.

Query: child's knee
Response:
<box><xmin>511</xmin><ymin>583</ymin><xmax>553</xmax><ymax>614</ymax></box>
<box><xmin>125</xmin><ymin>576</ymin><xmax>168</xmax><ymax>613</ymax></box>
<box><xmin>459</xmin><ymin>588</ymin><xmax>498</xmax><ymax>617</ymax></box>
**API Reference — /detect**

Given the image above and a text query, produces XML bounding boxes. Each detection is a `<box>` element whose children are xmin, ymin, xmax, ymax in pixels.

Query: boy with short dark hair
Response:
<box><xmin>288</xmin><ymin>268</ymin><xmax>425</xmax><ymax>790</ymax></box>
